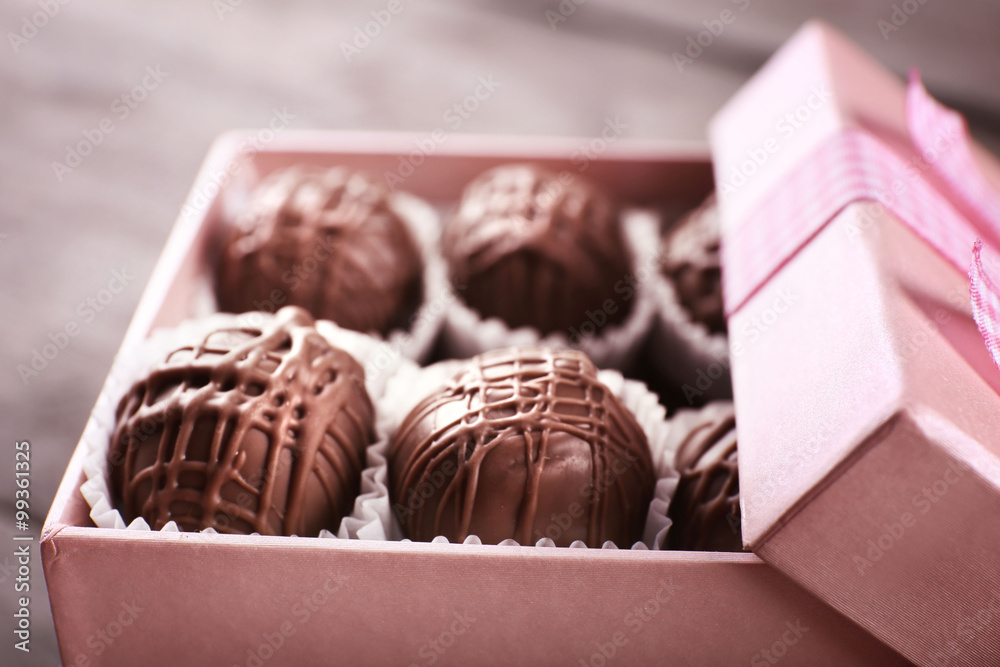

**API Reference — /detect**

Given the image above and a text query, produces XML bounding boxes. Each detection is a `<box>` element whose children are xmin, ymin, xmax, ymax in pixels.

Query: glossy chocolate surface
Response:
<box><xmin>443</xmin><ymin>164</ymin><xmax>632</xmax><ymax>336</ymax></box>
<box><xmin>661</xmin><ymin>194</ymin><xmax>725</xmax><ymax>334</ymax></box>
<box><xmin>108</xmin><ymin>307</ymin><xmax>375</xmax><ymax>536</ymax></box>
<box><xmin>217</xmin><ymin>165</ymin><xmax>423</xmax><ymax>336</ymax></box>
<box><xmin>666</xmin><ymin>402</ymin><xmax>742</xmax><ymax>551</ymax></box>
<box><xmin>389</xmin><ymin>347</ymin><xmax>655</xmax><ymax>547</ymax></box>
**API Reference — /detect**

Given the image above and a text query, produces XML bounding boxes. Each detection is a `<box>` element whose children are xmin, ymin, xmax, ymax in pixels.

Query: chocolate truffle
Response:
<box><xmin>443</xmin><ymin>164</ymin><xmax>632</xmax><ymax>336</ymax></box>
<box><xmin>217</xmin><ymin>165</ymin><xmax>423</xmax><ymax>336</ymax></box>
<box><xmin>666</xmin><ymin>402</ymin><xmax>741</xmax><ymax>551</ymax></box>
<box><xmin>660</xmin><ymin>194</ymin><xmax>725</xmax><ymax>334</ymax></box>
<box><xmin>389</xmin><ymin>347</ymin><xmax>655</xmax><ymax>547</ymax></box>
<box><xmin>108</xmin><ymin>307</ymin><xmax>375</xmax><ymax>537</ymax></box>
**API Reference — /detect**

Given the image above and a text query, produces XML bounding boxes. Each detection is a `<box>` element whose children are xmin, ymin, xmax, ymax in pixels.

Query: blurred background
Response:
<box><xmin>2</xmin><ymin>1</ymin><xmax>999</xmax><ymax>664</ymax></box>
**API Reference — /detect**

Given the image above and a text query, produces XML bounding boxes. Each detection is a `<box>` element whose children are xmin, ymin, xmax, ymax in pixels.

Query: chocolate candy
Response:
<box><xmin>389</xmin><ymin>347</ymin><xmax>655</xmax><ymax>547</ymax></box>
<box><xmin>443</xmin><ymin>164</ymin><xmax>632</xmax><ymax>336</ymax></box>
<box><xmin>666</xmin><ymin>402</ymin><xmax>741</xmax><ymax>551</ymax></box>
<box><xmin>217</xmin><ymin>165</ymin><xmax>423</xmax><ymax>336</ymax></box>
<box><xmin>660</xmin><ymin>194</ymin><xmax>725</xmax><ymax>334</ymax></box>
<box><xmin>108</xmin><ymin>307</ymin><xmax>375</xmax><ymax>537</ymax></box>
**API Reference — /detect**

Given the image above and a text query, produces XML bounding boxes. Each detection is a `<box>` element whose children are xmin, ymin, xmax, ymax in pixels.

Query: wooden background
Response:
<box><xmin>2</xmin><ymin>1</ymin><xmax>998</xmax><ymax>664</ymax></box>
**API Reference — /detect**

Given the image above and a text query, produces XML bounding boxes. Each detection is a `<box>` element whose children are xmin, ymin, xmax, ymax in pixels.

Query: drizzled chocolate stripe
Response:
<box><xmin>108</xmin><ymin>307</ymin><xmax>375</xmax><ymax>537</ymax></box>
<box><xmin>389</xmin><ymin>347</ymin><xmax>655</xmax><ymax>548</ymax></box>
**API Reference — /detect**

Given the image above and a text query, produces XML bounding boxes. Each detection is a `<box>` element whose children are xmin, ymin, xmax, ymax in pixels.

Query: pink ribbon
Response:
<box><xmin>721</xmin><ymin>71</ymin><xmax>1000</xmax><ymax>372</ymax></box>
<box><xmin>971</xmin><ymin>241</ymin><xmax>1000</xmax><ymax>369</ymax></box>
<box><xmin>906</xmin><ymin>72</ymin><xmax>1000</xmax><ymax>236</ymax></box>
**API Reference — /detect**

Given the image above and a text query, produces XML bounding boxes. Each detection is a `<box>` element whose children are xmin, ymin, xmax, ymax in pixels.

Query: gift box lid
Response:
<box><xmin>709</xmin><ymin>20</ymin><xmax>1000</xmax><ymax>667</ymax></box>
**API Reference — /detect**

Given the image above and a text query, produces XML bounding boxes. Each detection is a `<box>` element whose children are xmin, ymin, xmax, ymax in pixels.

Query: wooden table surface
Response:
<box><xmin>2</xmin><ymin>1</ymin><xmax>998</xmax><ymax>664</ymax></box>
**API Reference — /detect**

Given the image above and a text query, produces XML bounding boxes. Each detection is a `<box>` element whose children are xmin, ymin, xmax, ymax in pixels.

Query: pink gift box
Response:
<box><xmin>39</xmin><ymin>131</ymin><xmax>907</xmax><ymax>666</ymax></box>
<box><xmin>711</xmin><ymin>21</ymin><xmax>1000</xmax><ymax>667</ymax></box>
